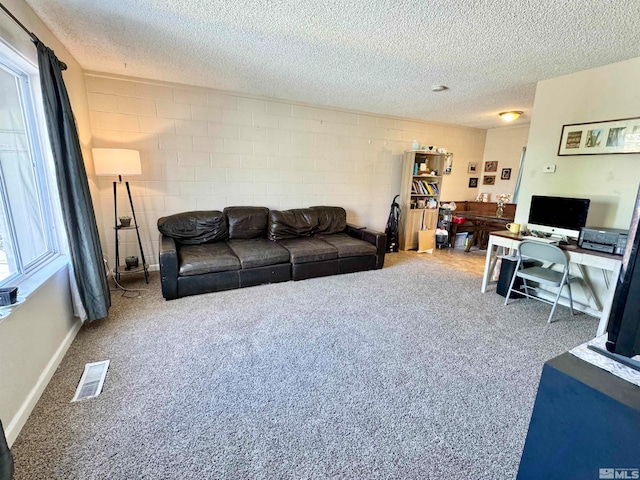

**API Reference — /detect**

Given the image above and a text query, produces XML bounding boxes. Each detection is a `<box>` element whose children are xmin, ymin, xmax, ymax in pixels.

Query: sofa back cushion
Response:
<box><xmin>157</xmin><ymin>211</ymin><xmax>227</xmax><ymax>245</ymax></box>
<box><xmin>268</xmin><ymin>208</ymin><xmax>319</xmax><ymax>240</ymax></box>
<box><xmin>224</xmin><ymin>206</ymin><xmax>269</xmax><ymax>239</ymax></box>
<box><xmin>310</xmin><ymin>206</ymin><xmax>347</xmax><ymax>235</ymax></box>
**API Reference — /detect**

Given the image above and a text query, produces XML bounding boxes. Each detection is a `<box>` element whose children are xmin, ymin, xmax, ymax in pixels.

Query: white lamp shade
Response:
<box><xmin>92</xmin><ymin>148</ymin><xmax>141</xmax><ymax>176</ymax></box>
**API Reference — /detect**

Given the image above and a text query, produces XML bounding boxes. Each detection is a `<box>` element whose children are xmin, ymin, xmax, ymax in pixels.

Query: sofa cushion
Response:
<box><xmin>268</xmin><ymin>208</ymin><xmax>319</xmax><ymax>240</ymax></box>
<box><xmin>178</xmin><ymin>243</ymin><xmax>240</xmax><ymax>276</ymax></box>
<box><xmin>310</xmin><ymin>206</ymin><xmax>347</xmax><ymax>235</ymax></box>
<box><xmin>227</xmin><ymin>238</ymin><xmax>290</xmax><ymax>269</ymax></box>
<box><xmin>158</xmin><ymin>211</ymin><xmax>227</xmax><ymax>245</ymax></box>
<box><xmin>224</xmin><ymin>206</ymin><xmax>269</xmax><ymax>240</ymax></box>
<box><xmin>277</xmin><ymin>237</ymin><xmax>338</xmax><ymax>264</ymax></box>
<box><xmin>315</xmin><ymin>233</ymin><xmax>377</xmax><ymax>258</ymax></box>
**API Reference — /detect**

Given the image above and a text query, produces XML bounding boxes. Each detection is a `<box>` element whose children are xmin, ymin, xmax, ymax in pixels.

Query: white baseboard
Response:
<box><xmin>5</xmin><ymin>317</ymin><xmax>82</xmax><ymax>447</ymax></box>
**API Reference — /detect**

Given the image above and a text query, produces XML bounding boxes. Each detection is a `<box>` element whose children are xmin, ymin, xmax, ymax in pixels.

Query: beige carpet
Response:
<box><xmin>11</xmin><ymin>252</ymin><xmax>597</xmax><ymax>479</ymax></box>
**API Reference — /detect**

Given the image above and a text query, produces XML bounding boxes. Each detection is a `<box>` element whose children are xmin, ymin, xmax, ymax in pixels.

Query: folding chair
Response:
<box><xmin>504</xmin><ymin>240</ymin><xmax>575</xmax><ymax>323</ymax></box>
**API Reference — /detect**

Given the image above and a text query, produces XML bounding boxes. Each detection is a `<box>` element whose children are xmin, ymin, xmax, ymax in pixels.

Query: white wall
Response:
<box><xmin>85</xmin><ymin>73</ymin><xmax>487</xmax><ymax>264</ymax></box>
<box><xmin>439</xmin><ymin>135</ymin><xmax>487</xmax><ymax>201</ymax></box>
<box><xmin>516</xmin><ymin>57</ymin><xmax>640</xmax><ymax>228</ymax></box>
<box><xmin>0</xmin><ymin>0</ymin><xmax>94</xmax><ymax>446</ymax></box>
<box><xmin>0</xmin><ymin>265</ymin><xmax>78</xmax><ymax>446</ymax></box>
<box><xmin>479</xmin><ymin>125</ymin><xmax>530</xmax><ymax>202</ymax></box>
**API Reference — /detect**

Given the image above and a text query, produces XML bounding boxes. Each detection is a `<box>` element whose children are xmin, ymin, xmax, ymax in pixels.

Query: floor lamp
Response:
<box><xmin>92</xmin><ymin>148</ymin><xmax>148</xmax><ymax>284</ymax></box>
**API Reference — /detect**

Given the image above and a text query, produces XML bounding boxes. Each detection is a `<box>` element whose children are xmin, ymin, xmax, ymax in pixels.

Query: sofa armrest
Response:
<box><xmin>347</xmin><ymin>222</ymin><xmax>366</xmax><ymax>229</ymax></box>
<box><xmin>344</xmin><ymin>223</ymin><xmax>366</xmax><ymax>235</ymax></box>
<box><xmin>159</xmin><ymin>234</ymin><xmax>179</xmax><ymax>300</ymax></box>
<box><xmin>346</xmin><ymin>227</ymin><xmax>387</xmax><ymax>269</ymax></box>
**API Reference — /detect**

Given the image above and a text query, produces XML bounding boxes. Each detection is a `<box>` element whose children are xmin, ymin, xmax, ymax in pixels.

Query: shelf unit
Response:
<box><xmin>113</xmin><ymin>181</ymin><xmax>149</xmax><ymax>284</ymax></box>
<box><xmin>113</xmin><ymin>263</ymin><xmax>149</xmax><ymax>276</ymax></box>
<box><xmin>399</xmin><ymin>149</ymin><xmax>447</xmax><ymax>251</ymax></box>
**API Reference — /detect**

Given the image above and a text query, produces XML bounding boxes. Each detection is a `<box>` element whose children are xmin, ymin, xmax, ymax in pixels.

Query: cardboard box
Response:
<box><xmin>417</xmin><ymin>229</ymin><xmax>435</xmax><ymax>253</ymax></box>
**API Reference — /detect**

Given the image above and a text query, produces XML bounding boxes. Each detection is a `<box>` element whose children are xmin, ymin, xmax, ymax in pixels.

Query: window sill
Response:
<box><xmin>0</xmin><ymin>255</ymin><xmax>69</xmax><ymax>323</ymax></box>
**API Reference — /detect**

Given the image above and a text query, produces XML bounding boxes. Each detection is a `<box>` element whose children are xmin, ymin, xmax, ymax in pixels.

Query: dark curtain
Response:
<box><xmin>0</xmin><ymin>420</ymin><xmax>13</xmax><ymax>480</ymax></box>
<box><xmin>35</xmin><ymin>40</ymin><xmax>110</xmax><ymax>320</ymax></box>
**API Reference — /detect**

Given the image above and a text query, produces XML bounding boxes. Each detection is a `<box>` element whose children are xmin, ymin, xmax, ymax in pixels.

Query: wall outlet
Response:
<box><xmin>543</xmin><ymin>164</ymin><xmax>556</xmax><ymax>173</ymax></box>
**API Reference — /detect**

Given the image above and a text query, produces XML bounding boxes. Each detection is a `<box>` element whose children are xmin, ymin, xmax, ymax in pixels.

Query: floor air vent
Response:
<box><xmin>72</xmin><ymin>360</ymin><xmax>110</xmax><ymax>402</ymax></box>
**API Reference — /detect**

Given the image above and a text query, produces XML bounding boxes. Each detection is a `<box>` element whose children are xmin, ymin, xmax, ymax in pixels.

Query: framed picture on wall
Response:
<box><xmin>483</xmin><ymin>175</ymin><xmax>496</xmax><ymax>185</ymax></box>
<box><xmin>469</xmin><ymin>177</ymin><xmax>478</xmax><ymax>188</ymax></box>
<box><xmin>558</xmin><ymin>117</ymin><xmax>640</xmax><ymax>155</ymax></box>
<box><xmin>468</xmin><ymin>162</ymin><xmax>478</xmax><ymax>173</ymax></box>
<box><xmin>501</xmin><ymin>168</ymin><xmax>512</xmax><ymax>180</ymax></box>
<box><xmin>484</xmin><ymin>161</ymin><xmax>498</xmax><ymax>172</ymax></box>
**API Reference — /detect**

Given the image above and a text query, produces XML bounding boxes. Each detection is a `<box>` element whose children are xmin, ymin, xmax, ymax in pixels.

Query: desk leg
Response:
<box><xmin>576</xmin><ymin>264</ymin><xmax>602</xmax><ymax>312</ymax></box>
<box><xmin>481</xmin><ymin>236</ymin><xmax>497</xmax><ymax>293</ymax></box>
<box><xmin>596</xmin><ymin>262</ymin><xmax>622</xmax><ymax>336</ymax></box>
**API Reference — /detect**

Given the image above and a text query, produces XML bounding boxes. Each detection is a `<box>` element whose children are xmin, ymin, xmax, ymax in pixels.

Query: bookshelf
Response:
<box><xmin>399</xmin><ymin>149</ymin><xmax>447</xmax><ymax>250</ymax></box>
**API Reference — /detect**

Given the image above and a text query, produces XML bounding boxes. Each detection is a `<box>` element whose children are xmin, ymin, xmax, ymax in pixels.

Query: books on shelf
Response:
<box><xmin>411</xmin><ymin>179</ymin><xmax>440</xmax><ymax>195</ymax></box>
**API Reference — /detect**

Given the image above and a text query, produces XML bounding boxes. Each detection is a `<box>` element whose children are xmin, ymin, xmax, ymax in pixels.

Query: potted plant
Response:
<box><xmin>495</xmin><ymin>193</ymin><xmax>512</xmax><ymax>218</ymax></box>
<box><xmin>118</xmin><ymin>215</ymin><xmax>132</xmax><ymax>228</ymax></box>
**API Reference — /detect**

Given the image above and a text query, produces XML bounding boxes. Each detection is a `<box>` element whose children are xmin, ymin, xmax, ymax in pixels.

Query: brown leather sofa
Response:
<box><xmin>158</xmin><ymin>206</ymin><xmax>386</xmax><ymax>300</ymax></box>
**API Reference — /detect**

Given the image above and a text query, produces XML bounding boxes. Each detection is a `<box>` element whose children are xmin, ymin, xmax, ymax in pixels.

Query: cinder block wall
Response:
<box><xmin>85</xmin><ymin>74</ymin><xmax>486</xmax><ymax>264</ymax></box>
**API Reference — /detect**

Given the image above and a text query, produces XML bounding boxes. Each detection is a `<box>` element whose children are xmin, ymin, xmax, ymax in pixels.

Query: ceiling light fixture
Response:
<box><xmin>431</xmin><ymin>85</ymin><xmax>448</xmax><ymax>92</ymax></box>
<box><xmin>499</xmin><ymin>111</ymin><xmax>523</xmax><ymax>122</ymax></box>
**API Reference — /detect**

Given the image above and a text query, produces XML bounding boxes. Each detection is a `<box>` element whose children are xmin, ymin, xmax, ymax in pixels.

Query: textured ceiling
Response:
<box><xmin>25</xmin><ymin>0</ymin><xmax>640</xmax><ymax>129</ymax></box>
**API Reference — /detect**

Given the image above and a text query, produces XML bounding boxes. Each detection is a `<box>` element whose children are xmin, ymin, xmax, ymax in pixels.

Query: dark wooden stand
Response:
<box><xmin>113</xmin><ymin>180</ymin><xmax>148</xmax><ymax>283</ymax></box>
<box><xmin>452</xmin><ymin>212</ymin><xmax>513</xmax><ymax>251</ymax></box>
<box><xmin>517</xmin><ymin>352</ymin><xmax>640</xmax><ymax>479</ymax></box>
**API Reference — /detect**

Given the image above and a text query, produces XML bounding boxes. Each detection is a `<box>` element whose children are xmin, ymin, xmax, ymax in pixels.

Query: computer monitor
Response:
<box><xmin>527</xmin><ymin>195</ymin><xmax>590</xmax><ymax>240</ymax></box>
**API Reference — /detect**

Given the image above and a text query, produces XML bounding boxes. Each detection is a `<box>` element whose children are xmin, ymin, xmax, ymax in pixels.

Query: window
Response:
<box><xmin>0</xmin><ymin>48</ymin><xmax>59</xmax><ymax>286</ymax></box>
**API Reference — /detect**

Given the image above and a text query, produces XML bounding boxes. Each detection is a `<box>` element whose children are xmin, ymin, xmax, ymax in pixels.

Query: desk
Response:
<box><xmin>481</xmin><ymin>231</ymin><xmax>622</xmax><ymax>335</ymax></box>
<box><xmin>454</xmin><ymin>212</ymin><xmax>514</xmax><ymax>252</ymax></box>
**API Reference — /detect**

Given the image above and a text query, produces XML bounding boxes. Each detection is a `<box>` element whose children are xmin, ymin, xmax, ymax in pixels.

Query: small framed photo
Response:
<box><xmin>485</xmin><ymin>161</ymin><xmax>498</xmax><ymax>172</ymax></box>
<box><xmin>467</xmin><ymin>162</ymin><xmax>478</xmax><ymax>173</ymax></box>
<box><xmin>483</xmin><ymin>175</ymin><xmax>496</xmax><ymax>185</ymax></box>
<box><xmin>501</xmin><ymin>168</ymin><xmax>512</xmax><ymax>180</ymax></box>
<box><xmin>468</xmin><ymin>177</ymin><xmax>478</xmax><ymax>188</ymax></box>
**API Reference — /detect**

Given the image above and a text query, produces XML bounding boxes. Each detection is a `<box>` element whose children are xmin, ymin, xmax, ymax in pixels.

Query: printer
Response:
<box><xmin>578</xmin><ymin>226</ymin><xmax>628</xmax><ymax>255</ymax></box>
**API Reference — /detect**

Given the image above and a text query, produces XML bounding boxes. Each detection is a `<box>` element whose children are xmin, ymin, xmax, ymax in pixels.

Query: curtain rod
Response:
<box><xmin>0</xmin><ymin>2</ymin><xmax>37</xmax><ymax>42</ymax></box>
<box><xmin>0</xmin><ymin>1</ymin><xmax>67</xmax><ymax>70</ymax></box>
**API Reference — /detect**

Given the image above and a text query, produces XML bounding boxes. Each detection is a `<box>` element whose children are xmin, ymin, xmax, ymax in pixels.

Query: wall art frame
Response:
<box><xmin>558</xmin><ymin>117</ymin><xmax>640</xmax><ymax>156</ymax></box>
<box><xmin>485</xmin><ymin>161</ymin><xmax>498</xmax><ymax>172</ymax></box>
